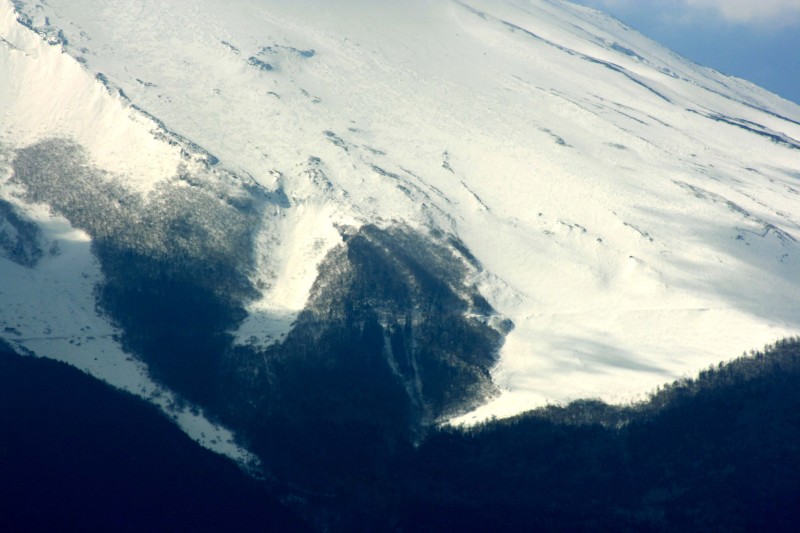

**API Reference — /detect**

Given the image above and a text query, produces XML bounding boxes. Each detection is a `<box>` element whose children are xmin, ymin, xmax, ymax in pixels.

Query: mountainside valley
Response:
<box><xmin>1</xmin><ymin>0</ymin><xmax>799</xmax><ymax>530</ymax></box>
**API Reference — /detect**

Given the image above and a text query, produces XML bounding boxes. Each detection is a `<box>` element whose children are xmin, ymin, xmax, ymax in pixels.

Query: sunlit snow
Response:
<box><xmin>1</xmin><ymin>0</ymin><xmax>799</xmax><ymax>443</ymax></box>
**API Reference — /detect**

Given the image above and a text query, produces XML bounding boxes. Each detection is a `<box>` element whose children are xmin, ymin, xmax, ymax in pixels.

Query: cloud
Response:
<box><xmin>686</xmin><ymin>0</ymin><xmax>800</xmax><ymax>24</ymax></box>
<box><xmin>576</xmin><ymin>0</ymin><xmax>800</xmax><ymax>27</ymax></box>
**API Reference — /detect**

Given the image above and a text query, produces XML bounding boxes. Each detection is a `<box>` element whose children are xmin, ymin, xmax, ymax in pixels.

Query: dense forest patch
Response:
<box><xmin>1</xmin><ymin>338</ymin><xmax>798</xmax><ymax>531</ymax></box>
<box><xmin>0</xmin><ymin>340</ymin><xmax>307</xmax><ymax>533</ymax></box>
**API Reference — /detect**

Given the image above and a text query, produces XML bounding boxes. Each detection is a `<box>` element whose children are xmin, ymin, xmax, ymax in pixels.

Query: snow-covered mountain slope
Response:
<box><xmin>0</xmin><ymin>1</ymin><xmax>255</xmax><ymax>464</ymax></box>
<box><xmin>1</xmin><ymin>0</ymin><xmax>799</xmax><ymax>444</ymax></box>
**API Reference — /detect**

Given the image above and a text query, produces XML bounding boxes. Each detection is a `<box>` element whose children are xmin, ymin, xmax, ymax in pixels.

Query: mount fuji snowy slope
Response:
<box><xmin>1</xmin><ymin>0</ymin><xmax>799</xmax><ymax>445</ymax></box>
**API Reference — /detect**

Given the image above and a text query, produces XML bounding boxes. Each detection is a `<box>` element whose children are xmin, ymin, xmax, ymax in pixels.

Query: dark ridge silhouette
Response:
<box><xmin>2</xmin><ymin>336</ymin><xmax>798</xmax><ymax>532</ymax></box>
<box><xmin>394</xmin><ymin>338</ymin><xmax>800</xmax><ymax>532</ymax></box>
<box><xmin>0</xmin><ymin>340</ymin><xmax>308</xmax><ymax>533</ymax></box>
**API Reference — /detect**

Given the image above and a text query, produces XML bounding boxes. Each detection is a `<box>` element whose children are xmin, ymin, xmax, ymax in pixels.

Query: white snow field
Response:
<box><xmin>1</xmin><ymin>0</ymin><xmax>799</xmax><ymax>441</ymax></box>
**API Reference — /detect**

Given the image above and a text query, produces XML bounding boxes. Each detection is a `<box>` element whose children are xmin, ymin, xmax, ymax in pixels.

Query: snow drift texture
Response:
<box><xmin>1</xmin><ymin>0</ymin><xmax>799</xmax><ymax>457</ymax></box>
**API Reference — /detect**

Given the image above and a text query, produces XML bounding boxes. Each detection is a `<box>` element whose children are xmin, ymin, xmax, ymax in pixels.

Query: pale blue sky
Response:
<box><xmin>570</xmin><ymin>0</ymin><xmax>800</xmax><ymax>105</ymax></box>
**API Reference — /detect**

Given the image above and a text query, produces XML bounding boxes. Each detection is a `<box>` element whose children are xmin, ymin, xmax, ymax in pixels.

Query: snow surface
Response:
<box><xmin>1</xmin><ymin>0</ymin><xmax>799</xmax><ymax>437</ymax></box>
<box><xmin>0</xmin><ymin>0</ymin><xmax>256</xmax><ymax>465</ymax></box>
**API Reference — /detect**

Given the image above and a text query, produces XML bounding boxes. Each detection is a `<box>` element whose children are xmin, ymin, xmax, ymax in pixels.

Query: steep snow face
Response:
<box><xmin>2</xmin><ymin>0</ymin><xmax>800</xmax><ymax>426</ymax></box>
<box><xmin>0</xmin><ymin>0</ymin><xmax>257</xmax><ymax>464</ymax></box>
<box><xmin>0</xmin><ymin>3</ymin><xmax>181</xmax><ymax>192</ymax></box>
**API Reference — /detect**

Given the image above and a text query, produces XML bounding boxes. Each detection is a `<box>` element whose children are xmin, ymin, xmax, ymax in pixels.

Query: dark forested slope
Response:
<box><xmin>397</xmin><ymin>339</ymin><xmax>800</xmax><ymax>532</ymax></box>
<box><xmin>0</xmin><ymin>341</ymin><xmax>307</xmax><ymax>533</ymax></box>
<box><xmin>2</xmin><ymin>337</ymin><xmax>798</xmax><ymax>532</ymax></box>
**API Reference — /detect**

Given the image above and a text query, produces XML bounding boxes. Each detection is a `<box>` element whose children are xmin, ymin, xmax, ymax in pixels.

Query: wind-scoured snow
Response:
<box><xmin>2</xmin><ymin>0</ymin><xmax>799</xmax><ymax>431</ymax></box>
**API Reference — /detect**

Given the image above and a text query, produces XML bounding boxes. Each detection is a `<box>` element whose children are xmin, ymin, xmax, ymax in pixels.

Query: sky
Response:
<box><xmin>569</xmin><ymin>0</ymin><xmax>800</xmax><ymax>105</ymax></box>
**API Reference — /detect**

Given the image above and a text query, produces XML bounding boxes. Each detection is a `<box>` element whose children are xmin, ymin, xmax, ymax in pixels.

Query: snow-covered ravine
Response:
<box><xmin>2</xmin><ymin>0</ymin><xmax>800</xmax><ymax>431</ymax></box>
